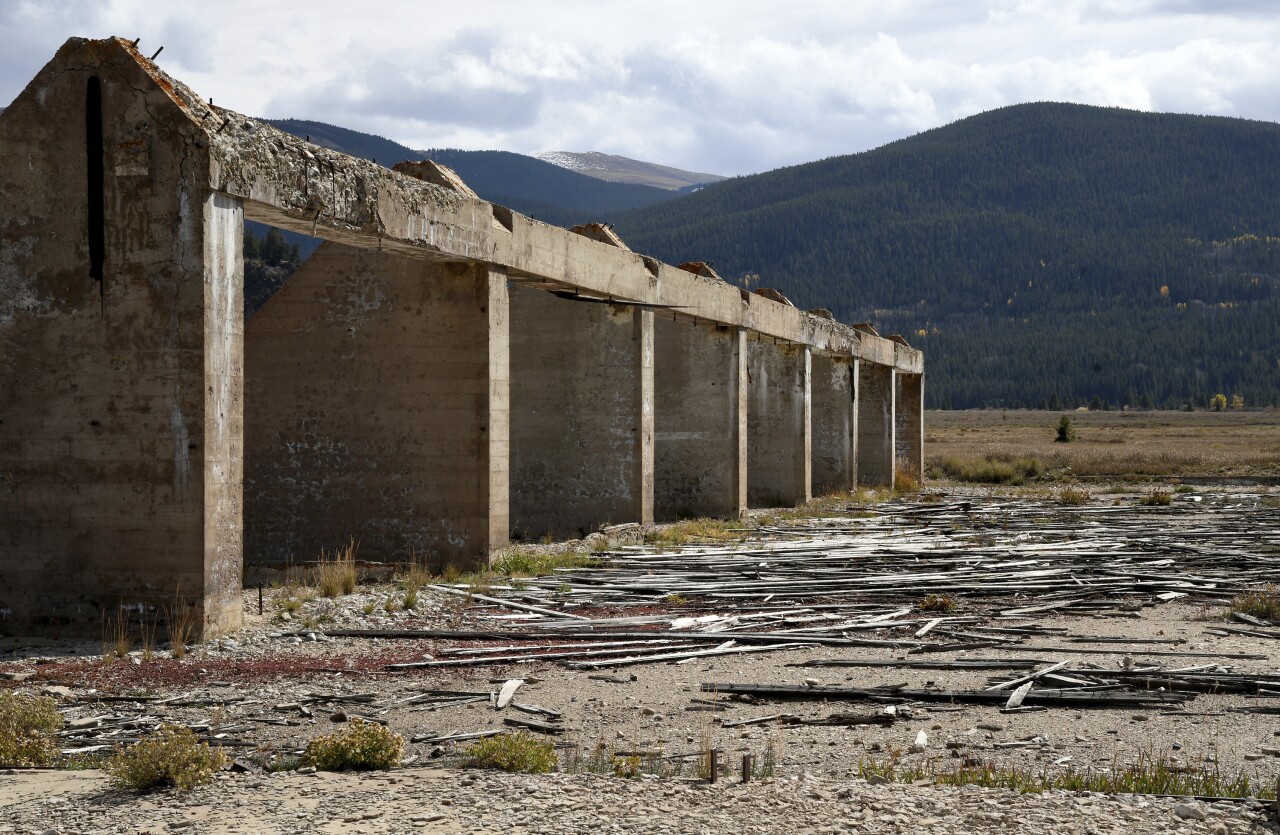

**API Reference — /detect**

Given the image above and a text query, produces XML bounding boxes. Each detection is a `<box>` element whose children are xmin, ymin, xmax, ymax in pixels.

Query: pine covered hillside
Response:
<box><xmin>613</xmin><ymin>103</ymin><xmax>1280</xmax><ymax>410</ymax></box>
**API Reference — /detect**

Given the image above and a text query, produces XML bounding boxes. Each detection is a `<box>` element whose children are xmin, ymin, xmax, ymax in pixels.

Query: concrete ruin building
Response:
<box><xmin>0</xmin><ymin>37</ymin><xmax>924</xmax><ymax>638</ymax></box>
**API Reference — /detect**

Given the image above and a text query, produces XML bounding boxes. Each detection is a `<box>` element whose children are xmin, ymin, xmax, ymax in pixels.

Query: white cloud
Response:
<box><xmin>3</xmin><ymin>0</ymin><xmax>1279</xmax><ymax>175</ymax></box>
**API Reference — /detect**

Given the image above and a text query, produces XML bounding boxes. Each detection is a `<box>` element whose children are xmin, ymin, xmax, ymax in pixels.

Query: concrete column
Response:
<box><xmin>811</xmin><ymin>354</ymin><xmax>857</xmax><ymax>495</ymax></box>
<box><xmin>747</xmin><ymin>338</ymin><xmax>812</xmax><ymax>507</ymax></box>
<box><xmin>896</xmin><ymin>372</ymin><xmax>925</xmax><ymax>485</ymax></box>
<box><xmin>244</xmin><ymin>243</ymin><xmax>508</xmax><ymax>572</ymax></box>
<box><xmin>509</xmin><ymin>285</ymin><xmax>654</xmax><ymax>539</ymax></box>
<box><xmin>857</xmin><ymin>363</ymin><xmax>896</xmax><ymax>487</ymax></box>
<box><xmin>654</xmin><ymin>318</ymin><xmax>748</xmax><ymax>520</ymax></box>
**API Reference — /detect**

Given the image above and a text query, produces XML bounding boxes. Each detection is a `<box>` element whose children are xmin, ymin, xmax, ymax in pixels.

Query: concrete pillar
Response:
<box><xmin>244</xmin><ymin>243</ymin><xmax>509</xmax><ymax>572</ymax></box>
<box><xmin>896</xmin><ymin>373</ymin><xmax>925</xmax><ymax>485</ymax></box>
<box><xmin>654</xmin><ymin>318</ymin><xmax>748</xmax><ymax>520</ymax></box>
<box><xmin>508</xmin><ymin>285</ymin><xmax>654</xmax><ymax>539</ymax></box>
<box><xmin>747</xmin><ymin>338</ymin><xmax>812</xmax><ymax>508</ymax></box>
<box><xmin>811</xmin><ymin>355</ymin><xmax>857</xmax><ymax>495</ymax></box>
<box><xmin>0</xmin><ymin>40</ymin><xmax>243</xmax><ymax>636</ymax></box>
<box><xmin>857</xmin><ymin>363</ymin><xmax>896</xmax><ymax>487</ymax></box>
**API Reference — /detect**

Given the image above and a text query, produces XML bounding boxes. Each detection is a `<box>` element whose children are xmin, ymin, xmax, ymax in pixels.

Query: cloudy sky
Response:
<box><xmin>3</xmin><ymin>0</ymin><xmax>1279</xmax><ymax>176</ymax></box>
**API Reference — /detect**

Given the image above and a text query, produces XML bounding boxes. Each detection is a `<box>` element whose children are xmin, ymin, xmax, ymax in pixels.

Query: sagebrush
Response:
<box><xmin>0</xmin><ymin>692</ymin><xmax>63</xmax><ymax>767</ymax></box>
<box><xmin>104</xmin><ymin>725</ymin><xmax>227</xmax><ymax>791</ymax></box>
<box><xmin>465</xmin><ymin>731</ymin><xmax>557</xmax><ymax>773</ymax></box>
<box><xmin>304</xmin><ymin>718</ymin><xmax>403</xmax><ymax>771</ymax></box>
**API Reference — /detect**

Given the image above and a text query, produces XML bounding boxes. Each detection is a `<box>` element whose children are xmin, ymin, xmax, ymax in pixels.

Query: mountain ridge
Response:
<box><xmin>535</xmin><ymin>150</ymin><xmax>726</xmax><ymax>190</ymax></box>
<box><xmin>612</xmin><ymin>102</ymin><xmax>1280</xmax><ymax>409</ymax></box>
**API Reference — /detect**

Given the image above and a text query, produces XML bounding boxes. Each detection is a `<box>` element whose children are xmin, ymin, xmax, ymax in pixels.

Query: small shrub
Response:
<box><xmin>402</xmin><ymin>588</ymin><xmax>418</xmax><ymax>610</ymax></box>
<box><xmin>1057</xmin><ymin>487</ymin><xmax>1090</xmax><ymax>506</ymax></box>
<box><xmin>1232</xmin><ymin>584</ymin><xmax>1280</xmax><ymax>623</ymax></box>
<box><xmin>0</xmin><ymin>692</ymin><xmax>63</xmax><ymax>767</ymax></box>
<box><xmin>304</xmin><ymin>718</ymin><xmax>404</xmax><ymax>771</ymax></box>
<box><xmin>918</xmin><ymin>593</ymin><xmax>956</xmax><ymax>613</ymax></box>
<box><xmin>465</xmin><ymin>731</ymin><xmax>557</xmax><ymax>774</ymax></box>
<box><xmin>1139</xmin><ymin>490</ymin><xmax>1173</xmax><ymax>506</ymax></box>
<box><xmin>104</xmin><ymin>725</ymin><xmax>227</xmax><ymax>791</ymax></box>
<box><xmin>664</xmin><ymin>592</ymin><xmax>689</xmax><ymax>605</ymax></box>
<box><xmin>1054</xmin><ymin>415</ymin><xmax>1076</xmax><ymax>443</ymax></box>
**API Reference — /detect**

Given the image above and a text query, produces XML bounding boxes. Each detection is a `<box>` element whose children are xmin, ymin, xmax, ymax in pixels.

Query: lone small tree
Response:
<box><xmin>1231</xmin><ymin>394</ymin><xmax>1244</xmax><ymax>410</ymax></box>
<box><xmin>1210</xmin><ymin>393</ymin><xmax>1227</xmax><ymax>411</ymax></box>
<box><xmin>1054</xmin><ymin>415</ymin><xmax>1076</xmax><ymax>443</ymax></box>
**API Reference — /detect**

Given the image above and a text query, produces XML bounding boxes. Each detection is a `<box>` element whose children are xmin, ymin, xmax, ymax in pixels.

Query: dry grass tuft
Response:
<box><xmin>164</xmin><ymin>596</ymin><xmax>199</xmax><ymax>660</ymax></box>
<box><xmin>315</xmin><ymin>539</ymin><xmax>358</xmax><ymax>598</ymax></box>
<box><xmin>929</xmin><ymin>454</ymin><xmax>1044</xmax><ymax>485</ymax></box>
<box><xmin>1057</xmin><ymin>487</ymin><xmax>1091</xmax><ymax>505</ymax></box>
<box><xmin>644</xmin><ymin>518</ymin><xmax>750</xmax><ymax>547</ymax></box>
<box><xmin>102</xmin><ymin>610</ymin><xmax>132</xmax><ymax>661</ymax></box>
<box><xmin>1232</xmin><ymin>584</ymin><xmax>1280</xmax><ymax>623</ymax></box>
<box><xmin>1139</xmin><ymin>489</ymin><xmax>1174</xmax><ymax>506</ymax></box>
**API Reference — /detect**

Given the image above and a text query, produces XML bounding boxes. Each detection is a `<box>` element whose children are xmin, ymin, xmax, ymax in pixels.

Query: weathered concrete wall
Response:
<box><xmin>895</xmin><ymin>373</ymin><xmax>925</xmax><ymax>484</ymax></box>
<box><xmin>509</xmin><ymin>285</ymin><xmax>653</xmax><ymax>538</ymax></box>
<box><xmin>654</xmin><ymin>318</ymin><xmax>746</xmax><ymax>520</ymax></box>
<box><xmin>857</xmin><ymin>364</ymin><xmax>896</xmax><ymax>487</ymax></box>
<box><xmin>812</xmin><ymin>356</ymin><xmax>856</xmax><ymax>494</ymax></box>
<box><xmin>747</xmin><ymin>338</ymin><xmax>811</xmax><ymax>507</ymax></box>
<box><xmin>0</xmin><ymin>39</ymin><xmax>242</xmax><ymax>636</ymax></box>
<box><xmin>244</xmin><ymin>243</ymin><xmax>507</xmax><ymax>570</ymax></box>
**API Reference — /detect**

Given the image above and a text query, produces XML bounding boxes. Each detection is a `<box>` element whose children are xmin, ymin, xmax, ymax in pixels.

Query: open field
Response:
<box><xmin>926</xmin><ymin>409</ymin><xmax>1280</xmax><ymax>482</ymax></box>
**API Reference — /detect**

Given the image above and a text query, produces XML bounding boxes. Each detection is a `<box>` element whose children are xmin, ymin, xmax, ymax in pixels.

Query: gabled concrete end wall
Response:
<box><xmin>244</xmin><ymin>243</ymin><xmax>508</xmax><ymax>571</ymax></box>
<box><xmin>0</xmin><ymin>39</ymin><xmax>242</xmax><ymax>637</ymax></box>
<box><xmin>654</xmin><ymin>318</ymin><xmax>747</xmax><ymax>520</ymax></box>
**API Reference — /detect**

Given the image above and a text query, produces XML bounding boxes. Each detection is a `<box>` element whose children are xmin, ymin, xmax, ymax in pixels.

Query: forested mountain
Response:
<box><xmin>612</xmin><ymin>103</ymin><xmax>1280</xmax><ymax>410</ymax></box>
<box><xmin>266</xmin><ymin>120</ymin><xmax>680</xmax><ymax>225</ymax></box>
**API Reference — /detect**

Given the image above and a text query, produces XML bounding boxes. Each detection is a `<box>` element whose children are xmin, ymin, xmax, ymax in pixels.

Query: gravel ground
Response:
<box><xmin>1</xmin><ymin>766</ymin><xmax>1275</xmax><ymax>835</ymax></box>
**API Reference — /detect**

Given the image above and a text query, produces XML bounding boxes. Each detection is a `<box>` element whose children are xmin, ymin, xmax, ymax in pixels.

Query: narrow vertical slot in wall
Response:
<box><xmin>86</xmin><ymin>76</ymin><xmax>105</xmax><ymax>288</ymax></box>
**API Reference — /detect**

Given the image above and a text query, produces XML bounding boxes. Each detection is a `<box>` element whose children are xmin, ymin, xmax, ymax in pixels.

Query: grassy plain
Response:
<box><xmin>925</xmin><ymin>408</ymin><xmax>1280</xmax><ymax>481</ymax></box>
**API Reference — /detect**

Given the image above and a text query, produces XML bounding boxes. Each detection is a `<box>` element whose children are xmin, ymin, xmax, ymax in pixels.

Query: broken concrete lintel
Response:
<box><xmin>188</xmin><ymin>119</ymin><xmax>919</xmax><ymax>370</ymax></box>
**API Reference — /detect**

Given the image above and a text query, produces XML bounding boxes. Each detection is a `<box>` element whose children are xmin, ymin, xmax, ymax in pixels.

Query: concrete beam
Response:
<box><xmin>895</xmin><ymin>373</ymin><xmax>925</xmax><ymax>485</ymax></box>
<box><xmin>244</xmin><ymin>243</ymin><xmax>509</xmax><ymax>571</ymax></box>
<box><xmin>508</xmin><ymin>286</ymin><xmax>654</xmax><ymax>538</ymax></box>
<box><xmin>747</xmin><ymin>337</ymin><xmax>812</xmax><ymax>507</ymax></box>
<box><xmin>857</xmin><ymin>364</ymin><xmax>896</xmax><ymax>488</ymax></box>
<box><xmin>654</xmin><ymin>319</ymin><xmax>748</xmax><ymax>520</ymax></box>
<box><xmin>812</xmin><ymin>355</ymin><xmax>857</xmax><ymax>494</ymax></box>
<box><xmin>192</xmin><ymin>83</ymin><xmax>920</xmax><ymax>371</ymax></box>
